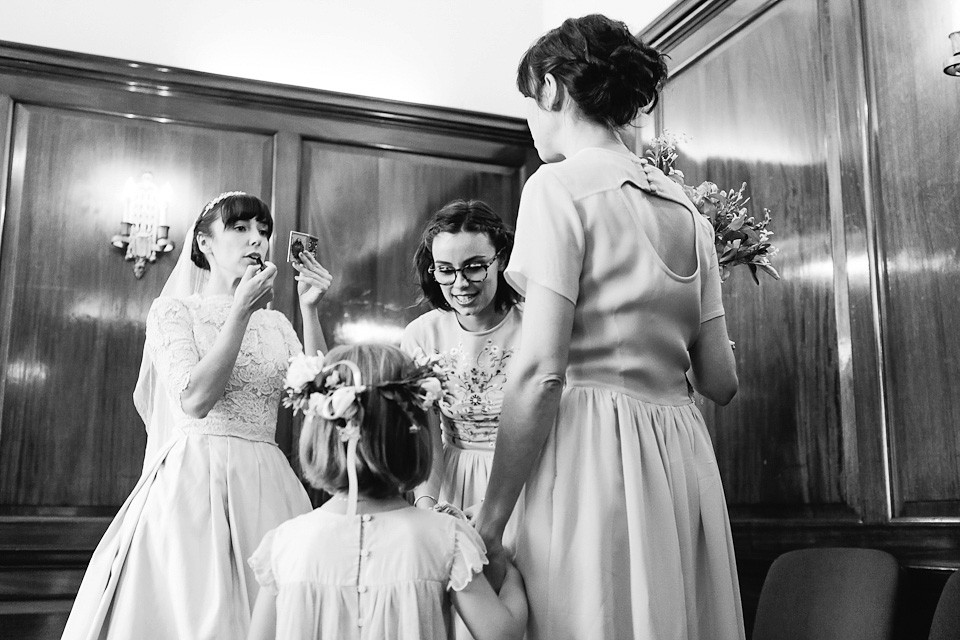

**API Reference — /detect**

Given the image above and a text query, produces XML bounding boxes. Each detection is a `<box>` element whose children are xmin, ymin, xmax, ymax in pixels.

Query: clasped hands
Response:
<box><xmin>445</xmin><ymin>500</ymin><xmax>510</xmax><ymax>593</ymax></box>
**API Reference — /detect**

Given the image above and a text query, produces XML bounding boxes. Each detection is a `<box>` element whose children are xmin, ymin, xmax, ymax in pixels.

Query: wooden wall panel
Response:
<box><xmin>863</xmin><ymin>0</ymin><xmax>960</xmax><ymax>519</ymax></box>
<box><xmin>0</xmin><ymin>105</ymin><xmax>273</xmax><ymax>513</ymax></box>
<box><xmin>643</xmin><ymin>0</ymin><xmax>960</xmax><ymax>635</ymax></box>
<box><xmin>657</xmin><ymin>0</ymin><xmax>851</xmax><ymax>516</ymax></box>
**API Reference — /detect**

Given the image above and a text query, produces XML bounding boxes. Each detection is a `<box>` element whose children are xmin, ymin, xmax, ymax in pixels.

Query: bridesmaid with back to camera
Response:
<box><xmin>62</xmin><ymin>193</ymin><xmax>333</xmax><ymax>639</ymax></box>
<box><xmin>475</xmin><ymin>15</ymin><xmax>745</xmax><ymax>640</ymax></box>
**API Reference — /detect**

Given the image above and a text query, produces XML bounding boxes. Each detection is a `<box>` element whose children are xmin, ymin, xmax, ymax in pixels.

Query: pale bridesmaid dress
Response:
<box><xmin>505</xmin><ymin>148</ymin><xmax>745</xmax><ymax>640</ymax></box>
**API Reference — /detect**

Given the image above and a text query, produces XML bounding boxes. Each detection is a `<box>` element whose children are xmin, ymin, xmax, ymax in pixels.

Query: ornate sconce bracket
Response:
<box><xmin>111</xmin><ymin>172</ymin><xmax>175</xmax><ymax>278</ymax></box>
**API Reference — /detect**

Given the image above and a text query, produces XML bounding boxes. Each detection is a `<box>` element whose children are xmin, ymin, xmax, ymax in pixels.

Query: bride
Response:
<box><xmin>61</xmin><ymin>192</ymin><xmax>332</xmax><ymax>639</ymax></box>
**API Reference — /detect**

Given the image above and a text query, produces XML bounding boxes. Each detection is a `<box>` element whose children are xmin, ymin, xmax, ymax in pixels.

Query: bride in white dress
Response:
<box><xmin>61</xmin><ymin>192</ymin><xmax>332</xmax><ymax>640</ymax></box>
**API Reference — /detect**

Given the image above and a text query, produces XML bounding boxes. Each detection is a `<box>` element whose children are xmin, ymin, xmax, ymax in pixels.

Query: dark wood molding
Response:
<box><xmin>640</xmin><ymin>0</ymin><xmax>786</xmax><ymax>79</ymax></box>
<box><xmin>639</xmin><ymin>0</ymin><xmax>740</xmax><ymax>49</ymax></box>
<box><xmin>733</xmin><ymin>522</ymin><xmax>960</xmax><ymax>569</ymax></box>
<box><xmin>0</xmin><ymin>40</ymin><xmax>532</xmax><ymax>146</ymax></box>
<box><xmin>0</xmin><ymin>518</ymin><xmax>112</xmax><ymax>553</ymax></box>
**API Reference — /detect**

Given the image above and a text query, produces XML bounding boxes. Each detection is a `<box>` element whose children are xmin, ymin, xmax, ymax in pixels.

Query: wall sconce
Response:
<box><xmin>111</xmin><ymin>172</ymin><xmax>175</xmax><ymax>278</ymax></box>
<box><xmin>945</xmin><ymin>31</ymin><xmax>960</xmax><ymax>76</ymax></box>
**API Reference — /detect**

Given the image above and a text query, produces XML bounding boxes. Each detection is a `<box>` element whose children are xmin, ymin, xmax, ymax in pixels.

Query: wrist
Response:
<box><xmin>475</xmin><ymin>513</ymin><xmax>504</xmax><ymax>546</ymax></box>
<box><xmin>299</xmin><ymin>298</ymin><xmax>321</xmax><ymax>312</ymax></box>
<box><xmin>227</xmin><ymin>304</ymin><xmax>254</xmax><ymax>324</ymax></box>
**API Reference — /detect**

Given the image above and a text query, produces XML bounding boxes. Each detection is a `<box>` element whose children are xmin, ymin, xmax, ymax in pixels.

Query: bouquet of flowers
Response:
<box><xmin>644</xmin><ymin>133</ymin><xmax>780</xmax><ymax>284</ymax></box>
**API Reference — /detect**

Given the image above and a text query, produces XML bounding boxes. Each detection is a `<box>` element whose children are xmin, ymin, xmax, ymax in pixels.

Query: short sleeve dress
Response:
<box><xmin>249</xmin><ymin>506</ymin><xmax>487</xmax><ymax>640</ymax></box>
<box><xmin>61</xmin><ymin>294</ymin><xmax>313</xmax><ymax>640</ymax></box>
<box><xmin>401</xmin><ymin>306</ymin><xmax>522</xmax><ymax>509</ymax></box>
<box><xmin>505</xmin><ymin>148</ymin><xmax>744</xmax><ymax>640</ymax></box>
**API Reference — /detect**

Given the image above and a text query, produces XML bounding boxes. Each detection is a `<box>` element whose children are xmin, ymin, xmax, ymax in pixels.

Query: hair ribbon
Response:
<box><xmin>317</xmin><ymin>359</ymin><xmax>365</xmax><ymax>516</ymax></box>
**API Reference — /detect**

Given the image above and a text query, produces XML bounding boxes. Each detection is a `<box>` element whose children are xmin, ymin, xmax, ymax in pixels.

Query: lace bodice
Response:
<box><xmin>145</xmin><ymin>295</ymin><xmax>302</xmax><ymax>443</ymax></box>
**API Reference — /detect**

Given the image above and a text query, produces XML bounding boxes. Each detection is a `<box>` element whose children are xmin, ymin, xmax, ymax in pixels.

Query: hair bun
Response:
<box><xmin>517</xmin><ymin>14</ymin><xmax>668</xmax><ymax>128</ymax></box>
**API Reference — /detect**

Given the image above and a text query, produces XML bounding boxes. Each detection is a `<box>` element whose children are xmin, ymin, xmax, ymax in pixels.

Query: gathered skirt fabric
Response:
<box><xmin>438</xmin><ymin>441</ymin><xmax>493</xmax><ymax>511</ymax></box>
<box><xmin>512</xmin><ymin>385</ymin><xmax>745</xmax><ymax>640</ymax></box>
<box><xmin>61</xmin><ymin>433</ymin><xmax>312</xmax><ymax>640</ymax></box>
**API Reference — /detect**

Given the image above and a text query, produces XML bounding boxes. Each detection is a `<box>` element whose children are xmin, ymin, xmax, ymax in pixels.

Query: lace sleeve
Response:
<box><xmin>276</xmin><ymin>312</ymin><xmax>303</xmax><ymax>359</ymax></box>
<box><xmin>247</xmin><ymin>527</ymin><xmax>279</xmax><ymax>595</ymax></box>
<box><xmin>448</xmin><ymin>518</ymin><xmax>488</xmax><ymax>592</ymax></box>
<box><xmin>145</xmin><ymin>297</ymin><xmax>199</xmax><ymax>403</ymax></box>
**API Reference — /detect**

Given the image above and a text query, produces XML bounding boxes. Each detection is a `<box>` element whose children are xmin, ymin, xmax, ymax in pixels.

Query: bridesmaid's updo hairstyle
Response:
<box><xmin>414</xmin><ymin>199</ymin><xmax>521</xmax><ymax>313</ymax></box>
<box><xmin>190</xmin><ymin>193</ymin><xmax>274</xmax><ymax>270</ymax></box>
<box><xmin>299</xmin><ymin>344</ymin><xmax>434</xmax><ymax>498</ymax></box>
<box><xmin>517</xmin><ymin>14</ymin><xmax>668</xmax><ymax>128</ymax></box>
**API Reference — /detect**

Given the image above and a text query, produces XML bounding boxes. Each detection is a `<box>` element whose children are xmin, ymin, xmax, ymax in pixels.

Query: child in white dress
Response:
<box><xmin>247</xmin><ymin>344</ymin><xmax>527</xmax><ymax>640</ymax></box>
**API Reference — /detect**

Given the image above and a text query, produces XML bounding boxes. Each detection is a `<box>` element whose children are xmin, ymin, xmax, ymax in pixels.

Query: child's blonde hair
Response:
<box><xmin>299</xmin><ymin>344</ymin><xmax>433</xmax><ymax>498</ymax></box>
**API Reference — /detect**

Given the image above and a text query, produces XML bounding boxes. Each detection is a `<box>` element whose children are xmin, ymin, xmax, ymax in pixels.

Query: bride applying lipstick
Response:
<box><xmin>62</xmin><ymin>193</ymin><xmax>332</xmax><ymax>640</ymax></box>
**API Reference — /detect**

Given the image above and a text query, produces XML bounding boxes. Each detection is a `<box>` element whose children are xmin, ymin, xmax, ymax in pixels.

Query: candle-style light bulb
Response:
<box><xmin>944</xmin><ymin>31</ymin><xmax>960</xmax><ymax>77</ymax></box>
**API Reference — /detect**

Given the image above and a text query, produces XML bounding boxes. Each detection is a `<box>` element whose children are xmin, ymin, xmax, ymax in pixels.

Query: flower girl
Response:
<box><xmin>247</xmin><ymin>344</ymin><xmax>527</xmax><ymax>640</ymax></box>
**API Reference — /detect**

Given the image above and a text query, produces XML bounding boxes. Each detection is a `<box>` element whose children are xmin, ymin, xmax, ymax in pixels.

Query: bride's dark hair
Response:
<box><xmin>191</xmin><ymin>194</ymin><xmax>274</xmax><ymax>270</ymax></box>
<box><xmin>517</xmin><ymin>14</ymin><xmax>668</xmax><ymax>129</ymax></box>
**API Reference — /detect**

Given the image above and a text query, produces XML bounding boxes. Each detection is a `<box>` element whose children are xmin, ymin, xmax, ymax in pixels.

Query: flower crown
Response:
<box><xmin>201</xmin><ymin>191</ymin><xmax>247</xmax><ymax>217</ymax></box>
<box><xmin>283</xmin><ymin>352</ymin><xmax>446</xmax><ymax>516</ymax></box>
<box><xmin>283</xmin><ymin>352</ymin><xmax>446</xmax><ymax>438</ymax></box>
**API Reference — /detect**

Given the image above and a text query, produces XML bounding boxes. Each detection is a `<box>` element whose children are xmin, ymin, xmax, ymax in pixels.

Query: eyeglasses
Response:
<box><xmin>429</xmin><ymin>255</ymin><xmax>499</xmax><ymax>286</ymax></box>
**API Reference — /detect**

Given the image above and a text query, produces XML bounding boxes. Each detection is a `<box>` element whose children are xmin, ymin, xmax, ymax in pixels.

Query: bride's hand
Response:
<box><xmin>294</xmin><ymin>252</ymin><xmax>333</xmax><ymax>308</ymax></box>
<box><xmin>234</xmin><ymin>262</ymin><xmax>276</xmax><ymax>315</ymax></box>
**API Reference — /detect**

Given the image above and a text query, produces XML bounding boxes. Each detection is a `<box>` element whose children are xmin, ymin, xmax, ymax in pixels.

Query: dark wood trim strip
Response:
<box><xmin>0</xmin><ymin>40</ymin><xmax>532</xmax><ymax>145</ymax></box>
<box><xmin>639</xmin><ymin>0</ymin><xmax>740</xmax><ymax>49</ymax></box>
<box><xmin>854</xmin><ymin>0</ymin><xmax>897</xmax><ymax>520</ymax></box>
<box><xmin>0</xmin><ymin>517</ymin><xmax>112</xmax><ymax>552</ymax></box>
<box><xmin>0</xmin><ymin>100</ymin><xmax>26</xmax><ymax>442</ymax></box>
<box><xmin>0</xmin><ymin>600</ymin><xmax>73</xmax><ymax>614</ymax></box>
<box><xmin>0</xmin><ymin>94</ymin><xmax>11</xmax><ymax>445</ymax></box>
<box><xmin>733</xmin><ymin>521</ymin><xmax>960</xmax><ymax>569</ymax></box>
<box><xmin>818</xmin><ymin>0</ymin><xmax>865</xmax><ymax>521</ymax></box>
<box><xmin>665</xmin><ymin>0</ymin><xmax>786</xmax><ymax>77</ymax></box>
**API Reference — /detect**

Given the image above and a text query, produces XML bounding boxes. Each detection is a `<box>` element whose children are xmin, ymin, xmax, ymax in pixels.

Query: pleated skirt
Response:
<box><xmin>511</xmin><ymin>385</ymin><xmax>745</xmax><ymax>640</ymax></box>
<box><xmin>438</xmin><ymin>439</ymin><xmax>494</xmax><ymax>511</ymax></box>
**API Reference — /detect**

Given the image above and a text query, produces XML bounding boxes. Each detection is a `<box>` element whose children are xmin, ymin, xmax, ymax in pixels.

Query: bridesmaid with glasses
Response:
<box><xmin>401</xmin><ymin>199</ymin><xmax>522</xmax><ymax>517</ymax></box>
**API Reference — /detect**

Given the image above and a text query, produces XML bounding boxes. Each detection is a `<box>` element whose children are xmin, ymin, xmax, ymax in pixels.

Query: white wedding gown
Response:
<box><xmin>61</xmin><ymin>294</ymin><xmax>312</xmax><ymax>640</ymax></box>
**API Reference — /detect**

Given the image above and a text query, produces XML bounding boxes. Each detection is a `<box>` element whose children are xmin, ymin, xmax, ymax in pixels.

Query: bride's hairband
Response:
<box><xmin>200</xmin><ymin>191</ymin><xmax>247</xmax><ymax>218</ymax></box>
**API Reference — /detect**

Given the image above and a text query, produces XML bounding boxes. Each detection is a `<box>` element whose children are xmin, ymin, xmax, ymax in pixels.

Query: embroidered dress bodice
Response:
<box><xmin>146</xmin><ymin>294</ymin><xmax>302</xmax><ymax>444</ymax></box>
<box><xmin>401</xmin><ymin>306</ymin><xmax>521</xmax><ymax>448</ymax></box>
<box><xmin>437</xmin><ymin>338</ymin><xmax>510</xmax><ymax>445</ymax></box>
